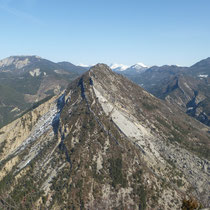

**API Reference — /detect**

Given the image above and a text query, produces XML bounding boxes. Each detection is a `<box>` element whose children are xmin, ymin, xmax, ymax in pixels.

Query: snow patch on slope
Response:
<box><xmin>198</xmin><ymin>74</ymin><xmax>208</xmax><ymax>78</ymax></box>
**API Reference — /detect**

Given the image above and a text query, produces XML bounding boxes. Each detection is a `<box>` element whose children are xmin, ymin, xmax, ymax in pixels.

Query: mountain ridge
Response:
<box><xmin>120</xmin><ymin>58</ymin><xmax>210</xmax><ymax>127</ymax></box>
<box><xmin>1</xmin><ymin>63</ymin><xmax>209</xmax><ymax>209</ymax></box>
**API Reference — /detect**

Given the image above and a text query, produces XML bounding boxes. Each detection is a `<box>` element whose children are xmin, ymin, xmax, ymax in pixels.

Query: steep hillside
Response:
<box><xmin>0</xmin><ymin>56</ymin><xmax>87</xmax><ymax>128</ymax></box>
<box><xmin>158</xmin><ymin>74</ymin><xmax>210</xmax><ymax>126</ymax></box>
<box><xmin>187</xmin><ymin>57</ymin><xmax>210</xmax><ymax>77</ymax></box>
<box><xmin>124</xmin><ymin>65</ymin><xmax>185</xmax><ymax>93</ymax></box>
<box><xmin>0</xmin><ymin>64</ymin><xmax>209</xmax><ymax>209</ymax></box>
<box><xmin>122</xmin><ymin>58</ymin><xmax>210</xmax><ymax>127</ymax></box>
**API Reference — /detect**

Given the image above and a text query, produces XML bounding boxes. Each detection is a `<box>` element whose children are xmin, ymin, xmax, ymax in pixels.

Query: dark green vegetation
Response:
<box><xmin>108</xmin><ymin>157</ymin><xmax>127</xmax><ymax>188</ymax></box>
<box><xmin>0</xmin><ymin>158</ymin><xmax>52</xmax><ymax>209</ymax></box>
<box><xmin>132</xmin><ymin>170</ymin><xmax>147</xmax><ymax>210</ymax></box>
<box><xmin>0</xmin><ymin>168</ymin><xmax>44</xmax><ymax>209</ymax></box>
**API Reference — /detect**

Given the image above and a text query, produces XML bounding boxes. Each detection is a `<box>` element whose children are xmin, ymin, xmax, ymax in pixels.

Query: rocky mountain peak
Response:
<box><xmin>90</xmin><ymin>63</ymin><xmax>113</xmax><ymax>75</ymax></box>
<box><xmin>0</xmin><ymin>63</ymin><xmax>209</xmax><ymax>209</ymax></box>
<box><xmin>0</xmin><ymin>55</ymin><xmax>41</xmax><ymax>65</ymax></box>
<box><xmin>0</xmin><ymin>56</ymin><xmax>30</xmax><ymax>69</ymax></box>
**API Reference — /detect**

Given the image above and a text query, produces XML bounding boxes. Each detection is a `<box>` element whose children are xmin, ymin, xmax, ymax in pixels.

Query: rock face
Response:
<box><xmin>0</xmin><ymin>56</ymin><xmax>87</xmax><ymax>128</ymax></box>
<box><xmin>0</xmin><ymin>64</ymin><xmax>210</xmax><ymax>209</ymax></box>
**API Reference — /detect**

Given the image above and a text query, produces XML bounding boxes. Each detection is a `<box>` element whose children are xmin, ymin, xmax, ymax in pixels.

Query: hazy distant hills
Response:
<box><xmin>0</xmin><ymin>64</ymin><xmax>209</xmax><ymax>209</ymax></box>
<box><xmin>0</xmin><ymin>55</ymin><xmax>87</xmax><ymax>128</ymax></box>
<box><xmin>115</xmin><ymin>58</ymin><xmax>210</xmax><ymax>127</ymax></box>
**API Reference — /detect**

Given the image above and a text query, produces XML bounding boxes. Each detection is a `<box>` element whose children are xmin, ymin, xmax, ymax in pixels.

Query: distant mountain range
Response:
<box><xmin>110</xmin><ymin>63</ymin><xmax>148</xmax><ymax>75</ymax></box>
<box><xmin>0</xmin><ymin>55</ymin><xmax>87</xmax><ymax>128</ymax></box>
<box><xmin>0</xmin><ymin>55</ymin><xmax>210</xmax><ymax>129</ymax></box>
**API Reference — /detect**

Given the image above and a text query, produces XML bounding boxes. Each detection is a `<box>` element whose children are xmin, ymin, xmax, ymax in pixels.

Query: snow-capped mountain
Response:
<box><xmin>78</xmin><ymin>62</ymin><xmax>148</xmax><ymax>73</ymax></box>
<box><xmin>77</xmin><ymin>64</ymin><xmax>90</xmax><ymax>67</ymax></box>
<box><xmin>110</xmin><ymin>63</ymin><xmax>129</xmax><ymax>71</ymax></box>
<box><xmin>126</xmin><ymin>63</ymin><xmax>148</xmax><ymax>74</ymax></box>
<box><xmin>77</xmin><ymin>63</ymin><xmax>95</xmax><ymax>70</ymax></box>
<box><xmin>78</xmin><ymin>64</ymin><xmax>94</xmax><ymax>68</ymax></box>
<box><xmin>130</xmin><ymin>62</ymin><xmax>148</xmax><ymax>69</ymax></box>
<box><xmin>110</xmin><ymin>62</ymin><xmax>148</xmax><ymax>75</ymax></box>
<box><xmin>130</xmin><ymin>63</ymin><xmax>148</xmax><ymax>70</ymax></box>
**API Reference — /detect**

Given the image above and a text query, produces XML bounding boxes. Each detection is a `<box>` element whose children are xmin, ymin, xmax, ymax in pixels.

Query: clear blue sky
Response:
<box><xmin>0</xmin><ymin>0</ymin><xmax>210</xmax><ymax>66</ymax></box>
